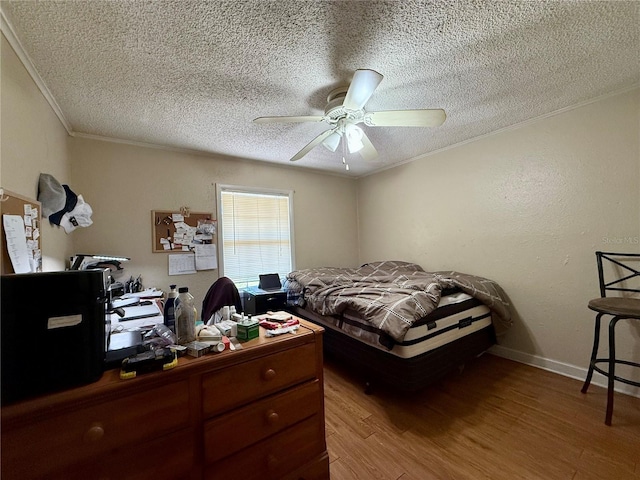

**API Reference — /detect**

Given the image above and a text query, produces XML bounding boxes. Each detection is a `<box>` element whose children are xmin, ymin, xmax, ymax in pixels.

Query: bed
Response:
<box><xmin>285</xmin><ymin>261</ymin><xmax>512</xmax><ymax>392</ymax></box>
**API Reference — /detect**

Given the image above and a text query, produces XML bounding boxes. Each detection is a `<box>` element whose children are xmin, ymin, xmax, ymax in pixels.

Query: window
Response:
<box><xmin>217</xmin><ymin>184</ymin><xmax>295</xmax><ymax>289</ymax></box>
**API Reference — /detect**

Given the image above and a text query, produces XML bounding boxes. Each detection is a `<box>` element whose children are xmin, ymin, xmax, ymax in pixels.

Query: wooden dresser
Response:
<box><xmin>1</xmin><ymin>318</ymin><xmax>329</xmax><ymax>480</ymax></box>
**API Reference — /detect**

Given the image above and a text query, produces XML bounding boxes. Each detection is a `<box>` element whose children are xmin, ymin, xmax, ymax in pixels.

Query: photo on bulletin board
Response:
<box><xmin>151</xmin><ymin>210</ymin><xmax>215</xmax><ymax>253</ymax></box>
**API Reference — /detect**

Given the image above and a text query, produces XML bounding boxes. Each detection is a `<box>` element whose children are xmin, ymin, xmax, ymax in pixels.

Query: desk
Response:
<box><xmin>1</xmin><ymin>318</ymin><xmax>328</xmax><ymax>480</ymax></box>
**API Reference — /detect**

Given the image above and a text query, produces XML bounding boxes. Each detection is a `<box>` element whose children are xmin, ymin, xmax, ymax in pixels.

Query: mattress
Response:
<box><xmin>291</xmin><ymin>289</ymin><xmax>493</xmax><ymax>359</ymax></box>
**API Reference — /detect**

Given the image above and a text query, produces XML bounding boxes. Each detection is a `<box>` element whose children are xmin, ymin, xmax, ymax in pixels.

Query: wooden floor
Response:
<box><xmin>322</xmin><ymin>353</ymin><xmax>640</xmax><ymax>480</ymax></box>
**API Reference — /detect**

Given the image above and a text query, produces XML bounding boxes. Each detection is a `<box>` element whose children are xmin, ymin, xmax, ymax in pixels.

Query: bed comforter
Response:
<box><xmin>286</xmin><ymin>260</ymin><xmax>512</xmax><ymax>343</ymax></box>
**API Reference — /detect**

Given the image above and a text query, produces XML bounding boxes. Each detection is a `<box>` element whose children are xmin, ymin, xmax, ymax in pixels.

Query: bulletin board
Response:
<box><xmin>151</xmin><ymin>210</ymin><xmax>215</xmax><ymax>253</ymax></box>
<box><xmin>1</xmin><ymin>189</ymin><xmax>42</xmax><ymax>274</ymax></box>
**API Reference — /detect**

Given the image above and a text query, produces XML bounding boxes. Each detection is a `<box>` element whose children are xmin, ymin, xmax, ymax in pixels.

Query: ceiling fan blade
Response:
<box><xmin>290</xmin><ymin>129</ymin><xmax>336</xmax><ymax>162</ymax></box>
<box><xmin>343</xmin><ymin>69</ymin><xmax>384</xmax><ymax>111</ymax></box>
<box><xmin>358</xmin><ymin>130</ymin><xmax>378</xmax><ymax>161</ymax></box>
<box><xmin>364</xmin><ymin>109</ymin><xmax>446</xmax><ymax>127</ymax></box>
<box><xmin>254</xmin><ymin>115</ymin><xmax>324</xmax><ymax>124</ymax></box>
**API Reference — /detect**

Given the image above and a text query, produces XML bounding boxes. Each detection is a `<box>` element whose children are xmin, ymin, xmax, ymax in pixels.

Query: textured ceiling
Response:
<box><xmin>1</xmin><ymin>0</ymin><xmax>638</xmax><ymax>177</ymax></box>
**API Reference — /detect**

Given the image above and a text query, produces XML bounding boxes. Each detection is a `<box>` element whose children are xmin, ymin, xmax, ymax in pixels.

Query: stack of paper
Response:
<box><xmin>110</xmin><ymin>301</ymin><xmax>163</xmax><ymax>331</ymax></box>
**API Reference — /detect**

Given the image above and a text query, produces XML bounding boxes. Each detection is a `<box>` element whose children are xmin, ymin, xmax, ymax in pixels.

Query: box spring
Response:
<box><xmin>291</xmin><ymin>292</ymin><xmax>496</xmax><ymax>392</ymax></box>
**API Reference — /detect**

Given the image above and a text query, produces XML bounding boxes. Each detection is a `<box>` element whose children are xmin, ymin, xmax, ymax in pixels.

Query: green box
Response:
<box><xmin>236</xmin><ymin>319</ymin><xmax>259</xmax><ymax>341</ymax></box>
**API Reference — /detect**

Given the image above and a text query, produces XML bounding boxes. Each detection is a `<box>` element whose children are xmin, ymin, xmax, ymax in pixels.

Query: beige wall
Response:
<box><xmin>1</xmin><ymin>35</ymin><xmax>72</xmax><ymax>271</ymax></box>
<box><xmin>69</xmin><ymin>138</ymin><xmax>359</xmax><ymax>306</ymax></box>
<box><xmin>357</xmin><ymin>88</ymin><xmax>640</xmax><ymax>392</ymax></box>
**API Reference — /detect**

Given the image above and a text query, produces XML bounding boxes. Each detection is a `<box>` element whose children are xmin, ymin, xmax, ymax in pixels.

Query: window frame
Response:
<box><xmin>215</xmin><ymin>183</ymin><xmax>296</xmax><ymax>288</ymax></box>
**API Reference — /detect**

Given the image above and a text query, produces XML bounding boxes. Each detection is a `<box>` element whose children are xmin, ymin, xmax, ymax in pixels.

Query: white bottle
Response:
<box><xmin>174</xmin><ymin>287</ymin><xmax>196</xmax><ymax>345</ymax></box>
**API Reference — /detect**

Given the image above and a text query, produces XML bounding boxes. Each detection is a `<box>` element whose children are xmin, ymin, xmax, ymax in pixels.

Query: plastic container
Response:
<box><xmin>174</xmin><ymin>287</ymin><xmax>196</xmax><ymax>345</ymax></box>
<box><xmin>163</xmin><ymin>285</ymin><xmax>178</xmax><ymax>333</ymax></box>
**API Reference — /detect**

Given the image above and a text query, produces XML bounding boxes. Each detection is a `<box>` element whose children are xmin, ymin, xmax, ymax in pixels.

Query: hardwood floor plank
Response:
<box><xmin>574</xmin><ymin>447</ymin><xmax>640</xmax><ymax>480</ymax></box>
<box><xmin>323</xmin><ymin>353</ymin><xmax>640</xmax><ymax>480</ymax></box>
<box><xmin>329</xmin><ymin>457</ymin><xmax>371</xmax><ymax>480</ymax></box>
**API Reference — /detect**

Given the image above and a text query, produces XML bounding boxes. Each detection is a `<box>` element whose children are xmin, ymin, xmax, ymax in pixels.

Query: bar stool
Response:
<box><xmin>581</xmin><ymin>251</ymin><xmax>640</xmax><ymax>425</ymax></box>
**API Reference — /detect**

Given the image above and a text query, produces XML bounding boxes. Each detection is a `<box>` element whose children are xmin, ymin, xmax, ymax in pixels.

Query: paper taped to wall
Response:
<box><xmin>168</xmin><ymin>253</ymin><xmax>196</xmax><ymax>275</ymax></box>
<box><xmin>3</xmin><ymin>214</ymin><xmax>33</xmax><ymax>273</ymax></box>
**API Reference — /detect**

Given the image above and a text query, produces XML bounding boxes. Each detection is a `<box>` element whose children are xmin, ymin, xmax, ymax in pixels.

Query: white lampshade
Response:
<box><xmin>322</xmin><ymin>132</ymin><xmax>342</xmax><ymax>152</ymax></box>
<box><xmin>345</xmin><ymin>124</ymin><xmax>364</xmax><ymax>153</ymax></box>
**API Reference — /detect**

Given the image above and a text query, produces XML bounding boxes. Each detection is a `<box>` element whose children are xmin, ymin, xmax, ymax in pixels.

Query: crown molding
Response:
<box><xmin>1</xmin><ymin>5</ymin><xmax>72</xmax><ymax>134</ymax></box>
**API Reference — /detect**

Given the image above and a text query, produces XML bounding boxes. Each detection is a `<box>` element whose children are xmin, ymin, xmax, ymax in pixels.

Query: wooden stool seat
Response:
<box><xmin>588</xmin><ymin>297</ymin><xmax>640</xmax><ymax>317</ymax></box>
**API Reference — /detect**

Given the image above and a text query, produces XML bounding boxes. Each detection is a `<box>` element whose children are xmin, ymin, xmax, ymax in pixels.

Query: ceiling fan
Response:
<box><xmin>253</xmin><ymin>69</ymin><xmax>446</xmax><ymax>169</ymax></box>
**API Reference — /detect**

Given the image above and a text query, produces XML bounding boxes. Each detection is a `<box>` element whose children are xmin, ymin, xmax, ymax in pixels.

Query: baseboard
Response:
<box><xmin>488</xmin><ymin>345</ymin><xmax>640</xmax><ymax>399</ymax></box>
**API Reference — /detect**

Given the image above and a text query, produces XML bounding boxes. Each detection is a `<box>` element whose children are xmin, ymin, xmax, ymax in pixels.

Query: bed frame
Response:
<box><xmin>292</xmin><ymin>306</ymin><xmax>496</xmax><ymax>393</ymax></box>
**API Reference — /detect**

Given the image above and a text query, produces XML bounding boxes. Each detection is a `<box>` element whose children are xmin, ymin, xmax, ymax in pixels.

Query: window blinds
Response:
<box><xmin>220</xmin><ymin>189</ymin><xmax>292</xmax><ymax>287</ymax></box>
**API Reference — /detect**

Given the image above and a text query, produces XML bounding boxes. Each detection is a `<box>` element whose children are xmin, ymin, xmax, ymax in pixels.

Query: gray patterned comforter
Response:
<box><xmin>286</xmin><ymin>260</ymin><xmax>512</xmax><ymax>343</ymax></box>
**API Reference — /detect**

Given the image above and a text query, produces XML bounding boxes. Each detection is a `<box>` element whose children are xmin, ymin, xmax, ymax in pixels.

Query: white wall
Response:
<box><xmin>357</xmin><ymin>88</ymin><xmax>640</xmax><ymax>393</ymax></box>
<box><xmin>0</xmin><ymin>34</ymin><xmax>72</xmax><ymax>271</ymax></box>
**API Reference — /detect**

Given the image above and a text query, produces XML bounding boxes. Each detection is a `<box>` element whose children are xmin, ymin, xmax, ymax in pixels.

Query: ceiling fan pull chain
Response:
<box><xmin>342</xmin><ymin>133</ymin><xmax>349</xmax><ymax>171</ymax></box>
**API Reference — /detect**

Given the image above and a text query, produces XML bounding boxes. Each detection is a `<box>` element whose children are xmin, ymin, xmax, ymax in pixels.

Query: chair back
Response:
<box><xmin>595</xmin><ymin>251</ymin><xmax>640</xmax><ymax>297</ymax></box>
<box><xmin>201</xmin><ymin>276</ymin><xmax>243</xmax><ymax>323</ymax></box>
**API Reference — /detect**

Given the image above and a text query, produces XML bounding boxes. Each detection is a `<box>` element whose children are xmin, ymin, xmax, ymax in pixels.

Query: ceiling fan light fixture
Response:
<box><xmin>322</xmin><ymin>132</ymin><xmax>342</xmax><ymax>152</ymax></box>
<box><xmin>345</xmin><ymin>124</ymin><xmax>364</xmax><ymax>153</ymax></box>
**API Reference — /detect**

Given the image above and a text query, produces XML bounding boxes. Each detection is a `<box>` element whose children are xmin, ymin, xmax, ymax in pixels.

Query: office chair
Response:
<box><xmin>581</xmin><ymin>251</ymin><xmax>640</xmax><ymax>425</ymax></box>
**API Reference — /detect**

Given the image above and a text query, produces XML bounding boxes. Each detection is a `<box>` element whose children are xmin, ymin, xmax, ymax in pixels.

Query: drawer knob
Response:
<box><xmin>263</xmin><ymin>368</ymin><xmax>276</xmax><ymax>381</ymax></box>
<box><xmin>84</xmin><ymin>423</ymin><xmax>105</xmax><ymax>443</ymax></box>
<box><xmin>266</xmin><ymin>409</ymin><xmax>279</xmax><ymax>425</ymax></box>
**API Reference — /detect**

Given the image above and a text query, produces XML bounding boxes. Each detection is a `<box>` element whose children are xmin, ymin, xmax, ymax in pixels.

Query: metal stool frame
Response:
<box><xmin>581</xmin><ymin>251</ymin><xmax>640</xmax><ymax>425</ymax></box>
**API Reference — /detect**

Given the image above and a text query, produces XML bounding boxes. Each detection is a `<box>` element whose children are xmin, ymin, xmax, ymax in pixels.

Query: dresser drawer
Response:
<box><xmin>204</xmin><ymin>415</ymin><xmax>325</xmax><ymax>480</ymax></box>
<box><xmin>202</xmin><ymin>343</ymin><xmax>317</xmax><ymax>417</ymax></box>
<box><xmin>1</xmin><ymin>381</ymin><xmax>190</xmax><ymax>479</ymax></box>
<box><xmin>14</xmin><ymin>428</ymin><xmax>196</xmax><ymax>480</ymax></box>
<box><xmin>90</xmin><ymin>428</ymin><xmax>195</xmax><ymax>480</ymax></box>
<box><xmin>204</xmin><ymin>380</ymin><xmax>320</xmax><ymax>463</ymax></box>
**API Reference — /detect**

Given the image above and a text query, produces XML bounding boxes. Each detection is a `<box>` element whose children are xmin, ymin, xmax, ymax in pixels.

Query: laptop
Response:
<box><xmin>258</xmin><ymin>273</ymin><xmax>282</xmax><ymax>291</ymax></box>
